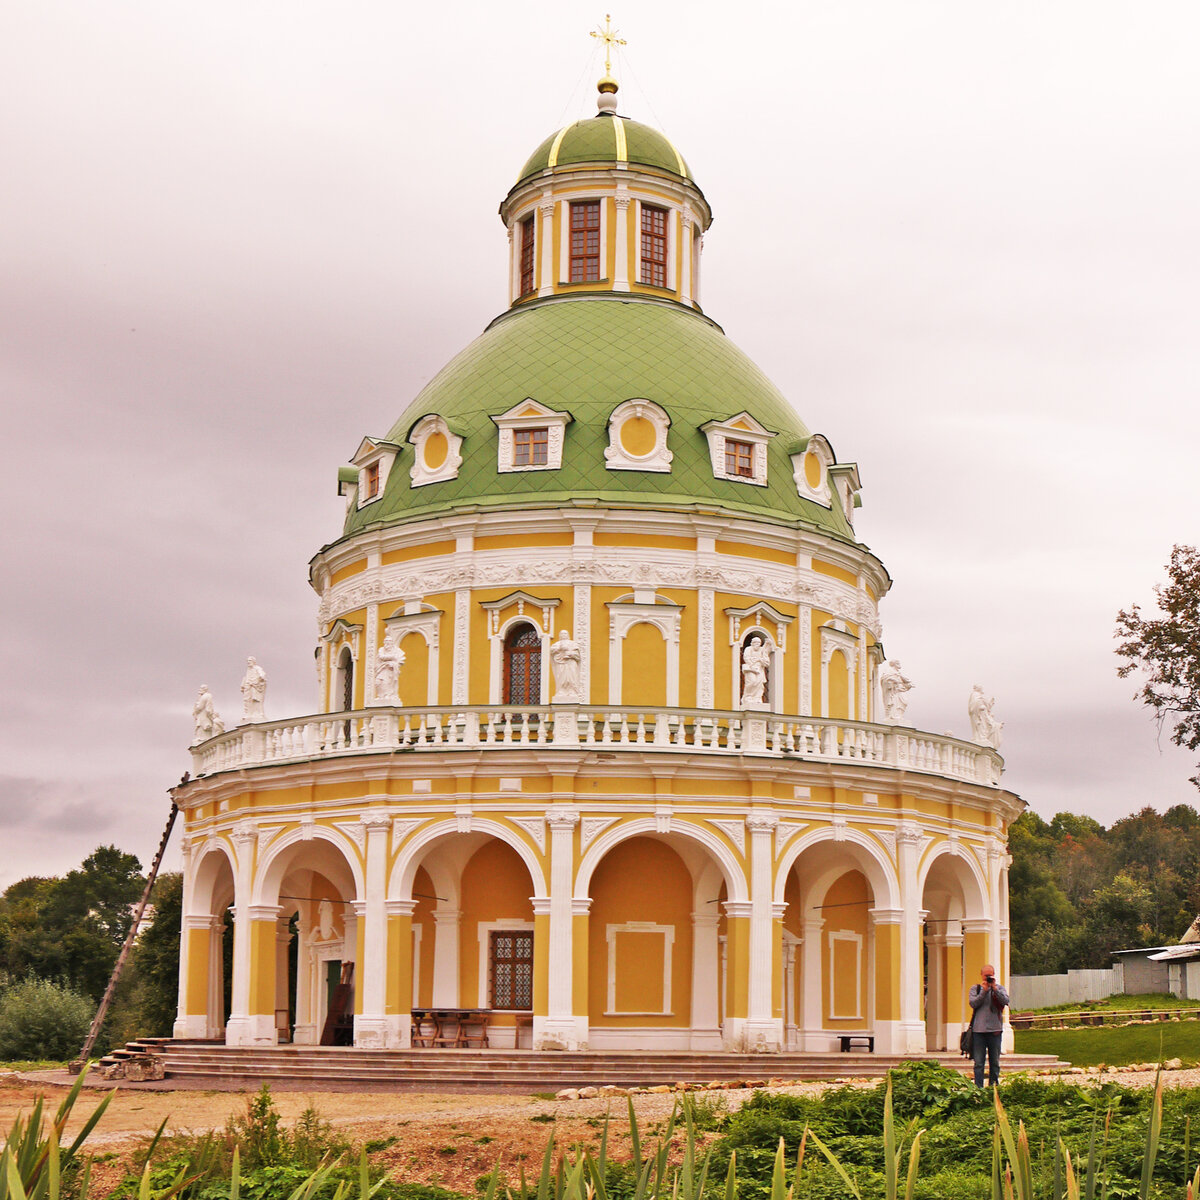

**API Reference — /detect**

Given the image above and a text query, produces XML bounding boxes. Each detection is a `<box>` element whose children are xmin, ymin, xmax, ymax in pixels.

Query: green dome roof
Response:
<box><xmin>340</xmin><ymin>296</ymin><xmax>855</xmax><ymax>541</ymax></box>
<box><xmin>516</xmin><ymin>114</ymin><xmax>692</xmax><ymax>185</ymax></box>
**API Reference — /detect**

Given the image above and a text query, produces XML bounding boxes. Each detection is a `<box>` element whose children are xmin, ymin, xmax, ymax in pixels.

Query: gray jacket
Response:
<box><xmin>968</xmin><ymin>982</ymin><xmax>1010</xmax><ymax>1033</ymax></box>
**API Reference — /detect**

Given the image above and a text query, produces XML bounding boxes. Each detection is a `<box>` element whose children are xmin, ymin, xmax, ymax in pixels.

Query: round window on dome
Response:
<box><xmin>424</xmin><ymin>431</ymin><xmax>449</xmax><ymax>470</ymax></box>
<box><xmin>605</xmin><ymin>399</ymin><xmax>672</xmax><ymax>474</ymax></box>
<box><xmin>804</xmin><ymin>450</ymin><xmax>823</xmax><ymax>489</ymax></box>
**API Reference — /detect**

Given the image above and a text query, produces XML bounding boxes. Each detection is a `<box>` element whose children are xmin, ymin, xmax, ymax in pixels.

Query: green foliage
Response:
<box><xmin>131</xmin><ymin>872</ymin><xmax>183</xmax><ymax>1038</ymax></box>
<box><xmin>1116</xmin><ymin>544</ymin><xmax>1200</xmax><ymax>789</ymax></box>
<box><xmin>1016</xmin><ymin>1020</ymin><xmax>1200</xmax><ymax>1066</ymax></box>
<box><xmin>0</xmin><ymin>976</ymin><xmax>95</xmax><ymax>1061</ymax></box>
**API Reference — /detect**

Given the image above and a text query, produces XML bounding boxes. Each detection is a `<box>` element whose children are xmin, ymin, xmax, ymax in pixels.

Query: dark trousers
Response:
<box><xmin>973</xmin><ymin>1030</ymin><xmax>1002</xmax><ymax>1086</ymax></box>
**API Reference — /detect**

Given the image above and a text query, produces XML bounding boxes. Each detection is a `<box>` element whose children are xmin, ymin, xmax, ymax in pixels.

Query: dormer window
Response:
<box><xmin>407</xmin><ymin>414</ymin><xmax>464</xmax><ymax>488</ymax></box>
<box><xmin>514</xmin><ymin>427</ymin><xmax>548</xmax><ymax>467</ymax></box>
<box><xmin>725</xmin><ymin>439</ymin><xmax>754</xmax><ymax>478</ymax></box>
<box><xmin>640</xmin><ymin>204</ymin><xmax>668</xmax><ymax>287</ymax></box>
<box><xmin>570</xmin><ymin>202</ymin><xmax>601</xmax><ymax>282</ymax></box>
<box><xmin>701</xmin><ymin>412</ymin><xmax>775</xmax><ymax>487</ymax></box>
<box><xmin>519</xmin><ymin>215</ymin><xmax>535</xmax><ymax>295</ymax></box>
<box><xmin>493</xmin><ymin>399</ymin><xmax>572</xmax><ymax>472</ymax></box>
<box><xmin>348</xmin><ymin>436</ymin><xmax>401</xmax><ymax>508</ymax></box>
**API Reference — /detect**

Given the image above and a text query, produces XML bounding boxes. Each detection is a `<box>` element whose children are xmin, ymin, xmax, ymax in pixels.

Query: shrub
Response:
<box><xmin>0</xmin><ymin>974</ymin><xmax>94</xmax><ymax>1060</ymax></box>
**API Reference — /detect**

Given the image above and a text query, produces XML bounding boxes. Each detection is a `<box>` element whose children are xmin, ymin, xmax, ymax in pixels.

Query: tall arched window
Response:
<box><xmin>336</xmin><ymin>647</ymin><xmax>354</xmax><ymax>712</ymax></box>
<box><xmin>503</xmin><ymin>624</ymin><xmax>542</xmax><ymax>705</ymax></box>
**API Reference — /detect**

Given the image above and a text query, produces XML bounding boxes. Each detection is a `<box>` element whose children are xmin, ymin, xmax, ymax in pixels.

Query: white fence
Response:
<box><xmin>1010</xmin><ymin>968</ymin><xmax>1121</xmax><ymax>1010</ymax></box>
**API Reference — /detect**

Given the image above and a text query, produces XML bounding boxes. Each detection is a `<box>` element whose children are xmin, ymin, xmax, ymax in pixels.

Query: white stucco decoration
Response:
<box><xmin>372</xmin><ymin>630</ymin><xmax>405</xmax><ymax>705</ymax></box>
<box><xmin>192</xmin><ymin>685</ymin><xmax>223</xmax><ymax>744</ymax></box>
<box><xmin>407</xmin><ymin>414</ymin><xmax>463</xmax><ymax>488</ymax></box>
<box><xmin>790</xmin><ymin>433</ymin><xmax>834</xmax><ymax>507</ymax></box>
<box><xmin>492</xmin><ymin>398</ymin><xmax>571</xmax><ymax>473</ymax></box>
<box><xmin>549</xmin><ymin>630</ymin><xmax>583</xmax><ymax>702</ymax></box>
<box><xmin>968</xmin><ymin>685</ymin><xmax>1003</xmax><ymax>748</ymax></box>
<box><xmin>878</xmin><ymin>659</ymin><xmax>914</xmax><ymax>725</ymax></box>
<box><xmin>701</xmin><ymin>411</ymin><xmax>774</xmax><ymax>487</ymax></box>
<box><xmin>604</xmin><ymin>398</ymin><xmax>673</xmax><ymax>472</ymax></box>
<box><xmin>240</xmin><ymin>657</ymin><xmax>267</xmax><ymax>723</ymax></box>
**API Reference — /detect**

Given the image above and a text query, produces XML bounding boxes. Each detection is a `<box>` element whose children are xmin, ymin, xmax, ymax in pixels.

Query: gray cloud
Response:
<box><xmin>3</xmin><ymin>1</ymin><xmax>1199</xmax><ymax>887</ymax></box>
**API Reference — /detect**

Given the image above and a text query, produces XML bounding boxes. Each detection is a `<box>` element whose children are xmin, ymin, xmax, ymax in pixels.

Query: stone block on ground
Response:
<box><xmin>555</xmin><ymin>1088</ymin><xmax>580</xmax><ymax>1101</ymax></box>
<box><xmin>123</xmin><ymin>1054</ymin><xmax>165</xmax><ymax>1082</ymax></box>
<box><xmin>577</xmin><ymin>1086</ymin><xmax>599</xmax><ymax>1099</ymax></box>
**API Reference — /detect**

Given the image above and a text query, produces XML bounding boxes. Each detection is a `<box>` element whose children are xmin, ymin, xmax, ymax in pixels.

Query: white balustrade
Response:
<box><xmin>189</xmin><ymin>705</ymin><xmax>1002</xmax><ymax>786</ymax></box>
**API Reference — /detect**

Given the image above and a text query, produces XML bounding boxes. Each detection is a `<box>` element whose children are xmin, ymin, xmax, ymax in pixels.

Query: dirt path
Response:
<box><xmin>2</xmin><ymin>1066</ymin><xmax>1192</xmax><ymax>1198</ymax></box>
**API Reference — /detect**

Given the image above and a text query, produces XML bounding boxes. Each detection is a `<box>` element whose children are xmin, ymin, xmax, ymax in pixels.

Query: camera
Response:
<box><xmin>985</xmin><ymin>974</ymin><xmax>995</xmax><ymax>984</ymax></box>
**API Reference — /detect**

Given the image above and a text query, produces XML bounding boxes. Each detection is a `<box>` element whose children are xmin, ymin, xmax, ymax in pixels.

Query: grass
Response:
<box><xmin>0</xmin><ymin>1059</ymin><xmax>68</xmax><ymax>1071</ymax></box>
<box><xmin>1016</xmin><ymin>1019</ymin><xmax>1200</xmax><ymax>1066</ymax></box>
<box><xmin>1024</xmin><ymin>991</ymin><xmax>1200</xmax><ymax>1015</ymax></box>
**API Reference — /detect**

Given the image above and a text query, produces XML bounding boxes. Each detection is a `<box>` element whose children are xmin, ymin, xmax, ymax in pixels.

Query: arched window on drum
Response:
<box><xmin>335</xmin><ymin>646</ymin><xmax>355</xmax><ymax>712</ymax></box>
<box><xmin>503</xmin><ymin>623</ymin><xmax>542</xmax><ymax>705</ymax></box>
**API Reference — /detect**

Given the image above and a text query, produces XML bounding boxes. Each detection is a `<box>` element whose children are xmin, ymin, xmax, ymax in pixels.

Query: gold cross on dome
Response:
<box><xmin>590</xmin><ymin>14</ymin><xmax>626</xmax><ymax>77</ymax></box>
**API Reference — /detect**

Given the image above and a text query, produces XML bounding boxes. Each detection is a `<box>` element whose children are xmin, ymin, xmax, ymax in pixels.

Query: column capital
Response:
<box><xmin>771</xmin><ymin>902</ymin><xmax>788</xmax><ymax>920</ymax></box>
<box><xmin>571</xmin><ymin>897</ymin><xmax>592</xmax><ymax>915</ymax></box>
<box><xmin>432</xmin><ymin>908</ymin><xmax>462</xmax><ymax>925</ymax></box>
<box><xmin>361</xmin><ymin>812</ymin><xmax>392</xmax><ymax>834</ymax></box>
<box><xmin>722</xmin><ymin>900</ymin><xmax>753</xmax><ymax>919</ymax></box>
<box><xmin>350</xmin><ymin>900</ymin><xmax>367</xmax><ymax>918</ymax></box>
<box><xmin>961</xmin><ymin>918</ymin><xmax>991</xmax><ymax>934</ymax></box>
<box><xmin>896</xmin><ymin>821</ymin><xmax>923</xmax><ymax>846</ymax></box>
<box><xmin>244</xmin><ymin>904</ymin><xmax>282</xmax><ymax>922</ymax></box>
<box><xmin>386</xmin><ymin>899</ymin><xmax>417</xmax><ymax>917</ymax></box>
<box><xmin>184</xmin><ymin>913</ymin><xmax>219</xmax><ymax>931</ymax></box>
<box><xmin>868</xmin><ymin>906</ymin><xmax>903</xmax><ymax>926</ymax></box>
<box><xmin>547</xmin><ymin>807</ymin><xmax>580</xmax><ymax>830</ymax></box>
<box><xmin>746</xmin><ymin>812</ymin><xmax>778</xmax><ymax>833</ymax></box>
<box><xmin>231</xmin><ymin>820</ymin><xmax>258</xmax><ymax>847</ymax></box>
<box><xmin>531</xmin><ymin>896</ymin><xmax>552</xmax><ymax>916</ymax></box>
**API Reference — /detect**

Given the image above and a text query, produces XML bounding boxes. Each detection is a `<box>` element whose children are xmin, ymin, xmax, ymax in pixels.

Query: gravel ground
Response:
<box><xmin>5</xmin><ymin>1065</ymin><xmax>1199</xmax><ymax>1198</ymax></box>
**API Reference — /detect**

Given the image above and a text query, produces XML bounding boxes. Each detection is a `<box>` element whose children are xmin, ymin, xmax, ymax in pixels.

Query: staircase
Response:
<box><xmin>99</xmin><ymin>1039</ymin><xmax>1065</xmax><ymax>1093</ymax></box>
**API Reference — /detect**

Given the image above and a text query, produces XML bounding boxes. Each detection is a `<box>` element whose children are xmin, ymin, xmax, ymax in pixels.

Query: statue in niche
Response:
<box><xmin>878</xmin><ymin>659</ymin><xmax>913</xmax><ymax>724</ymax></box>
<box><xmin>740</xmin><ymin>635</ymin><xmax>770</xmax><ymax>708</ymax></box>
<box><xmin>191</xmin><ymin>685</ymin><xmax>221</xmax><ymax>744</ymax></box>
<box><xmin>316</xmin><ymin>899</ymin><xmax>335</xmax><ymax>941</ymax></box>
<box><xmin>373</xmin><ymin>631</ymin><xmax>405</xmax><ymax>704</ymax></box>
<box><xmin>240</xmin><ymin>656</ymin><xmax>267</xmax><ymax>722</ymax></box>
<box><xmin>968</xmin><ymin>685</ymin><xmax>1003</xmax><ymax>748</ymax></box>
<box><xmin>550</xmin><ymin>630</ymin><xmax>583</xmax><ymax>702</ymax></box>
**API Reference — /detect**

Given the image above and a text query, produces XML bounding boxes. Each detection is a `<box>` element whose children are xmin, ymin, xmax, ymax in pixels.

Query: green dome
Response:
<box><xmin>341</xmin><ymin>296</ymin><xmax>855</xmax><ymax>541</ymax></box>
<box><xmin>516</xmin><ymin>114</ymin><xmax>692</xmax><ymax>185</ymax></box>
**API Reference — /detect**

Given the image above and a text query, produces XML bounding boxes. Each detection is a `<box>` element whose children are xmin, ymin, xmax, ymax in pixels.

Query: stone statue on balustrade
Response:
<box><xmin>373</xmin><ymin>631</ymin><xmax>405</xmax><ymax>704</ymax></box>
<box><xmin>740</xmin><ymin>636</ymin><xmax>770</xmax><ymax>709</ymax></box>
<box><xmin>550</xmin><ymin>630</ymin><xmax>583</xmax><ymax>703</ymax></box>
<box><xmin>240</xmin><ymin>656</ymin><xmax>267</xmax><ymax>723</ymax></box>
<box><xmin>878</xmin><ymin>659</ymin><xmax>913</xmax><ymax>724</ymax></box>
<box><xmin>191</xmin><ymin>685</ymin><xmax>222</xmax><ymax>744</ymax></box>
<box><xmin>968</xmin><ymin>684</ymin><xmax>1003</xmax><ymax>748</ymax></box>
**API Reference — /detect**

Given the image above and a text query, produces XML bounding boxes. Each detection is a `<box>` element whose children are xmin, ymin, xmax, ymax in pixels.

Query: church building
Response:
<box><xmin>175</xmin><ymin>60</ymin><xmax>1020</xmax><ymax>1057</ymax></box>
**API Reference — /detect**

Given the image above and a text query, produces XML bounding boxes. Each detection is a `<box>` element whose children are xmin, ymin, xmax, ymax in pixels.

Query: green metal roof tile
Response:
<box><xmin>335</xmin><ymin>296</ymin><xmax>857</xmax><ymax>544</ymax></box>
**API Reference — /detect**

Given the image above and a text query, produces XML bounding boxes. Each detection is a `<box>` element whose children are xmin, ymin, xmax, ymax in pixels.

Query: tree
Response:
<box><xmin>132</xmin><ymin>872</ymin><xmax>182</xmax><ymax>1037</ymax></box>
<box><xmin>1116</xmin><ymin>544</ymin><xmax>1200</xmax><ymax>787</ymax></box>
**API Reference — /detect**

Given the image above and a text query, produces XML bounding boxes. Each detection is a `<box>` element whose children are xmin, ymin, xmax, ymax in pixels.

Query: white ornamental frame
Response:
<box><xmin>790</xmin><ymin>434</ymin><xmax>834</xmax><ymax>508</ymax></box>
<box><xmin>382</xmin><ymin>605</ymin><xmax>442</xmax><ymax>706</ymax></box>
<box><xmin>604</xmin><ymin>398</ymin><xmax>673</xmax><ymax>473</ymax></box>
<box><xmin>819</xmin><ymin>622</ymin><xmax>860</xmax><ymax>719</ymax></box>
<box><xmin>323</xmin><ymin>619</ymin><xmax>363</xmax><ymax>712</ymax></box>
<box><xmin>700</xmin><ymin>412</ymin><xmax>775</xmax><ymax>487</ymax></box>
<box><xmin>725</xmin><ymin>601</ymin><xmax>794</xmax><ymax>710</ymax></box>
<box><xmin>492</xmin><ymin>399</ymin><xmax>571</xmax><ymax>473</ymax></box>
<box><xmin>350</xmin><ymin>436</ymin><xmax>401</xmax><ymax>509</ymax></box>
<box><xmin>606</xmin><ymin>595</ymin><xmax>683</xmax><ymax>706</ymax></box>
<box><xmin>408</xmin><ymin>414</ymin><xmax>464</xmax><ymax>488</ymax></box>
<box><xmin>483</xmin><ymin>593</ymin><xmax>560</xmax><ymax>705</ymax></box>
<box><xmin>827</xmin><ymin>930</ymin><xmax>864</xmax><ymax>1020</ymax></box>
<box><xmin>605</xmin><ymin>922</ymin><xmax>675</xmax><ymax>1016</ymax></box>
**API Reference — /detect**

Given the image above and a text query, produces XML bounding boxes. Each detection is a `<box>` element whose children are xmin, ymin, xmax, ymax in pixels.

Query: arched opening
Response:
<box><xmin>622</xmin><ymin>623</ymin><xmax>667</xmax><ymax>707</ymax></box>
<box><xmin>779</xmin><ymin>837</ymin><xmax>897</xmax><ymax>1052</ymax></box>
<box><xmin>335</xmin><ymin>646</ymin><xmax>354</xmax><ymax>712</ymax></box>
<box><xmin>253</xmin><ymin>836</ymin><xmax>361</xmax><ymax>1046</ymax></box>
<box><xmin>921</xmin><ymin>851</ymin><xmax>987</xmax><ymax>1051</ymax></box>
<box><xmin>177</xmin><ymin>846</ymin><xmax>236</xmax><ymax>1040</ymax></box>
<box><xmin>585</xmin><ymin>833</ymin><xmax>733</xmax><ymax>1050</ymax></box>
<box><xmin>739</xmin><ymin>629</ymin><xmax>777</xmax><ymax>709</ymax></box>
<box><xmin>503</xmin><ymin>623</ymin><xmax>542</xmax><ymax>705</ymax></box>
<box><xmin>402</xmin><ymin>831</ymin><xmax>539</xmax><ymax>1048</ymax></box>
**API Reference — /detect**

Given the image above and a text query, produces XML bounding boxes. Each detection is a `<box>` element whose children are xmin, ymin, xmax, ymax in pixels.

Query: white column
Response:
<box><xmin>745</xmin><ymin>812</ymin><xmax>782</xmax><ymax>1050</ymax></box>
<box><xmin>680</xmin><ymin>208</ymin><xmax>693</xmax><ymax>304</ymax></box>
<box><xmin>538</xmin><ymin>197</ymin><xmax>555</xmax><ymax>296</ymax></box>
<box><xmin>274</xmin><ymin>920</ymin><xmax>291</xmax><ymax>1041</ymax></box>
<box><xmin>225</xmin><ymin>824</ymin><xmax>266</xmax><ymax>1045</ymax></box>
<box><xmin>431</xmin><ymin>909</ymin><xmax>461</xmax><ymax>1005</ymax></box>
<box><xmin>895</xmin><ymin>822</ymin><xmax>927</xmax><ymax>1053</ymax></box>
<box><xmin>453</xmin><ymin>589</ymin><xmax>470</xmax><ymax>704</ymax></box>
<box><xmin>614</xmin><ymin>190</ymin><xmax>630</xmax><ymax>291</ymax></box>
<box><xmin>799</xmin><ymin>916</ymin><xmax>824</xmax><ymax>1049</ymax></box>
<box><xmin>507</xmin><ymin>224</ymin><xmax>517</xmax><ymax>305</ymax></box>
<box><xmin>537</xmin><ymin>808</ymin><xmax>583</xmax><ymax>1049</ymax></box>
<box><xmin>354</xmin><ymin>814</ymin><xmax>396</xmax><ymax>1046</ymax></box>
<box><xmin>690</xmin><ymin>911</ymin><xmax>722</xmax><ymax>1048</ymax></box>
<box><xmin>292</xmin><ymin>917</ymin><xmax>316</xmax><ymax>1044</ymax></box>
<box><xmin>207</xmin><ymin>917</ymin><xmax>226</xmax><ymax>1038</ymax></box>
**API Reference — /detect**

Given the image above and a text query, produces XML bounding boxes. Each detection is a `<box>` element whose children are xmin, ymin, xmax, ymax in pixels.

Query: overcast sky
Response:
<box><xmin>2</xmin><ymin>2</ymin><xmax>1198</xmax><ymax>888</ymax></box>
